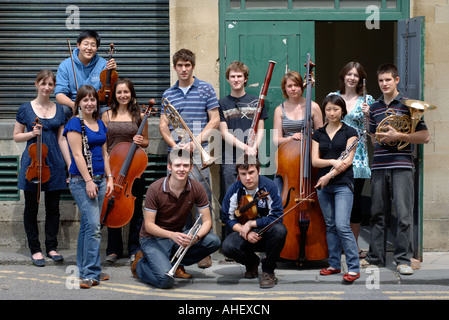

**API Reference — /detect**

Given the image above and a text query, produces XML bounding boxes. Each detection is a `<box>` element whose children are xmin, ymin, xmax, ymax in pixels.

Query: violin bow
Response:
<box><xmin>67</xmin><ymin>38</ymin><xmax>78</xmax><ymax>91</ymax></box>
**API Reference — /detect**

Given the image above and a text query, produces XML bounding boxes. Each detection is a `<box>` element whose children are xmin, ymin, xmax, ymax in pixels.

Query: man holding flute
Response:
<box><xmin>131</xmin><ymin>148</ymin><xmax>221</xmax><ymax>289</ymax></box>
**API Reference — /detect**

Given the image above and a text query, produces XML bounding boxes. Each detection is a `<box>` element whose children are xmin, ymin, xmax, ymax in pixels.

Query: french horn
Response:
<box><xmin>162</xmin><ymin>97</ymin><xmax>218</xmax><ymax>169</ymax></box>
<box><xmin>376</xmin><ymin>99</ymin><xmax>436</xmax><ymax>150</ymax></box>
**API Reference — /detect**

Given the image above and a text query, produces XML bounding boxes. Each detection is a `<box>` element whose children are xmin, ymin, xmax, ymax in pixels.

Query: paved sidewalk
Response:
<box><xmin>1</xmin><ymin>247</ymin><xmax>448</xmax><ymax>286</ymax></box>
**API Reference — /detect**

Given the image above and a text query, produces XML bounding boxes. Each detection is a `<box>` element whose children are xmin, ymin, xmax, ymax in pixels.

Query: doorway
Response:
<box><xmin>315</xmin><ymin>21</ymin><xmax>396</xmax><ymax>104</ymax></box>
<box><xmin>315</xmin><ymin>21</ymin><xmax>396</xmax><ymax>227</ymax></box>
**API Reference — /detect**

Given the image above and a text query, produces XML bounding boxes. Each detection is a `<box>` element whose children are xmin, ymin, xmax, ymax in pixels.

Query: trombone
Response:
<box><xmin>162</xmin><ymin>97</ymin><xmax>218</xmax><ymax>169</ymax></box>
<box><xmin>166</xmin><ymin>214</ymin><xmax>202</xmax><ymax>279</ymax></box>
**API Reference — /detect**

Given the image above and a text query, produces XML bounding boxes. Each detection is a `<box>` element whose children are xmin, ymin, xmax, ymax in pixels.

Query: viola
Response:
<box><xmin>98</xmin><ymin>43</ymin><xmax>118</xmax><ymax>106</ymax></box>
<box><xmin>234</xmin><ymin>191</ymin><xmax>269</xmax><ymax>224</ymax></box>
<box><xmin>100</xmin><ymin>100</ymin><xmax>157</xmax><ymax>228</ymax></box>
<box><xmin>26</xmin><ymin>117</ymin><xmax>50</xmax><ymax>203</ymax></box>
<box><xmin>276</xmin><ymin>55</ymin><xmax>328</xmax><ymax>265</ymax></box>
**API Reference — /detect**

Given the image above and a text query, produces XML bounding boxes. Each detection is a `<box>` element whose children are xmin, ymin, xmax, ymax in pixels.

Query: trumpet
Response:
<box><xmin>376</xmin><ymin>99</ymin><xmax>436</xmax><ymax>150</ymax></box>
<box><xmin>162</xmin><ymin>97</ymin><xmax>218</xmax><ymax>169</ymax></box>
<box><xmin>166</xmin><ymin>214</ymin><xmax>202</xmax><ymax>279</ymax></box>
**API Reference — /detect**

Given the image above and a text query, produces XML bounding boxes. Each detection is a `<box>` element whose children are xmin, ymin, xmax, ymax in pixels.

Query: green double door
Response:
<box><xmin>223</xmin><ymin>21</ymin><xmax>314</xmax><ymax>172</ymax></box>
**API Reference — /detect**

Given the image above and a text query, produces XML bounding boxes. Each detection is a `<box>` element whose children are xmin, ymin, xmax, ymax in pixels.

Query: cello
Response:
<box><xmin>26</xmin><ymin>117</ymin><xmax>50</xmax><ymax>203</ymax></box>
<box><xmin>98</xmin><ymin>43</ymin><xmax>118</xmax><ymax>106</ymax></box>
<box><xmin>276</xmin><ymin>54</ymin><xmax>328</xmax><ymax>265</ymax></box>
<box><xmin>100</xmin><ymin>99</ymin><xmax>156</xmax><ymax>228</ymax></box>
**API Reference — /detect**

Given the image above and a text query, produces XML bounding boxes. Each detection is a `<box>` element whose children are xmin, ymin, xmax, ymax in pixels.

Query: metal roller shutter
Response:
<box><xmin>0</xmin><ymin>0</ymin><xmax>170</xmax><ymax>118</ymax></box>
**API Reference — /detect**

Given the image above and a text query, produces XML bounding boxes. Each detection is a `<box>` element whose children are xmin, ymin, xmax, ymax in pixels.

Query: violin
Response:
<box><xmin>100</xmin><ymin>100</ymin><xmax>157</xmax><ymax>228</ymax></box>
<box><xmin>26</xmin><ymin>117</ymin><xmax>50</xmax><ymax>203</ymax></box>
<box><xmin>276</xmin><ymin>55</ymin><xmax>328</xmax><ymax>265</ymax></box>
<box><xmin>234</xmin><ymin>191</ymin><xmax>269</xmax><ymax>224</ymax></box>
<box><xmin>98</xmin><ymin>43</ymin><xmax>118</xmax><ymax>106</ymax></box>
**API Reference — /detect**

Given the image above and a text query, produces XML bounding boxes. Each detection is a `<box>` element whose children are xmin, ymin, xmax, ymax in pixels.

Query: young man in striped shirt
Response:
<box><xmin>363</xmin><ymin>64</ymin><xmax>430</xmax><ymax>275</ymax></box>
<box><xmin>159</xmin><ymin>48</ymin><xmax>220</xmax><ymax>270</ymax></box>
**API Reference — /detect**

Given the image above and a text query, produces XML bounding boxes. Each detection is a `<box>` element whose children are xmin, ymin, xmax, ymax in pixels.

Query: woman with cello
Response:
<box><xmin>272</xmin><ymin>71</ymin><xmax>323</xmax><ymax>195</ymax></box>
<box><xmin>13</xmin><ymin>69</ymin><xmax>71</xmax><ymax>266</ymax></box>
<box><xmin>101</xmin><ymin>78</ymin><xmax>149</xmax><ymax>263</ymax></box>
<box><xmin>311</xmin><ymin>94</ymin><xmax>360</xmax><ymax>282</ymax></box>
<box><xmin>64</xmin><ymin>85</ymin><xmax>113</xmax><ymax>288</ymax></box>
<box><xmin>272</xmin><ymin>68</ymin><xmax>327</xmax><ymax>265</ymax></box>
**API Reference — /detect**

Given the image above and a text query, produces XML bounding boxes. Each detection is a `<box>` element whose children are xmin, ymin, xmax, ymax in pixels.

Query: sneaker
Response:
<box><xmin>259</xmin><ymin>272</ymin><xmax>276</xmax><ymax>289</ymax></box>
<box><xmin>80</xmin><ymin>279</ymin><xmax>99</xmax><ymax>289</ymax></box>
<box><xmin>99</xmin><ymin>272</ymin><xmax>110</xmax><ymax>281</ymax></box>
<box><xmin>397</xmin><ymin>264</ymin><xmax>414</xmax><ymax>275</ymax></box>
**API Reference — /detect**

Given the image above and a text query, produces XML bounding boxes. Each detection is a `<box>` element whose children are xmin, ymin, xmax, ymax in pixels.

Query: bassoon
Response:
<box><xmin>246</xmin><ymin>60</ymin><xmax>276</xmax><ymax>149</ymax></box>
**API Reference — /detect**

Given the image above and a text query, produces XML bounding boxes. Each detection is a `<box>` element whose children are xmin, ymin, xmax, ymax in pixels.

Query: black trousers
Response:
<box><xmin>23</xmin><ymin>190</ymin><xmax>61</xmax><ymax>255</ymax></box>
<box><xmin>221</xmin><ymin>223</ymin><xmax>287</xmax><ymax>274</ymax></box>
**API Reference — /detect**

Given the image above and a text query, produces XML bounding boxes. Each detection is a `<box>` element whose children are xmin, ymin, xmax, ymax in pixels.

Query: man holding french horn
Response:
<box><xmin>362</xmin><ymin>64</ymin><xmax>431</xmax><ymax>275</ymax></box>
<box><xmin>131</xmin><ymin>148</ymin><xmax>221</xmax><ymax>289</ymax></box>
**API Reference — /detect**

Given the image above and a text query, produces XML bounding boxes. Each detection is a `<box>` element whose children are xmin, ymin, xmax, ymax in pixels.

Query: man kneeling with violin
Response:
<box><xmin>221</xmin><ymin>154</ymin><xmax>286</xmax><ymax>288</ymax></box>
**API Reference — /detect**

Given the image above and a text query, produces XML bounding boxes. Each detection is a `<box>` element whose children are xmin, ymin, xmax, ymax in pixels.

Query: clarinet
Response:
<box><xmin>328</xmin><ymin>135</ymin><xmax>361</xmax><ymax>175</ymax></box>
<box><xmin>79</xmin><ymin>107</ymin><xmax>93</xmax><ymax>177</ymax></box>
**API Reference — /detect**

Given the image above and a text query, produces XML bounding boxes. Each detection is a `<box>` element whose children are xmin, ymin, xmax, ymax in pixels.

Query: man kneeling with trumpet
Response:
<box><xmin>131</xmin><ymin>148</ymin><xmax>221</xmax><ymax>289</ymax></box>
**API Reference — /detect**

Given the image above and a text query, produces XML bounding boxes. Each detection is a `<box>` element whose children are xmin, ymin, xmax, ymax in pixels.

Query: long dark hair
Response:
<box><xmin>109</xmin><ymin>78</ymin><xmax>141</xmax><ymax>126</ymax></box>
<box><xmin>74</xmin><ymin>85</ymin><xmax>100</xmax><ymax>120</ymax></box>
<box><xmin>338</xmin><ymin>61</ymin><xmax>367</xmax><ymax>96</ymax></box>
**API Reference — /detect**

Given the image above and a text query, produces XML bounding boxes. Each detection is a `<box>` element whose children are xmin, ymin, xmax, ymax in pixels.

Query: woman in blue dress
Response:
<box><xmin>13</xmin><ymin>70</ymin><xmax>71</xmax><ymax>266</ymax></box>
<box><xmin>64</xmin><ymin>85</ymin><xmax>113</xmax><ymax>288</ymax></box>
<box><xmin>328</xmin><ymin>62</ymin><xmax>375</xmax><ymax>257</ymax></box>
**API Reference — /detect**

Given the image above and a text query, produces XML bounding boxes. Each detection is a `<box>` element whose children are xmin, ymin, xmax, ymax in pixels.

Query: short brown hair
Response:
<box><xmin>225</xmin><ymin>61</ymin><xmax>249</xmax><ymax>86</ymax></box>
<box><xmin>377</xmin><ymin>63</ymin><xmax>399</xmax><ymax>79</ymax></box>
<box><xmin>172</xmin><ymin>48</ymin><xmax>196</xmax><ymax>67</ymax></box>
<box><xmin>236</xmin><ymin>154</ymin><xmax>261</xmax><ymax>173</ymax></box>
<box><xmin>168</xmin><ymin>147</ymin><xmax>193</xmax><ymax>166</ymax></box>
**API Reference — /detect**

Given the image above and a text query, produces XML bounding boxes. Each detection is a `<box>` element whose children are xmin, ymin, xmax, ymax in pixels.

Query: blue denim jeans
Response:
<box><xmin>69</xmin><ymin>176</ymin><xmax>106</xmax><ymax>281</ymax></box>
<box><xmin>137</xmin><ymin>232</ymin><xmax>221</xmax><ymax>289</ymax></box>
<box><xmin>317</xmin><ymin>183</ymin><xmax>360</xmax><ymax>273</ymax></box>
<box><xmin>367</xmin><ymin>169</ymin><xmax>414</xmax><ymax>266</ymax></box>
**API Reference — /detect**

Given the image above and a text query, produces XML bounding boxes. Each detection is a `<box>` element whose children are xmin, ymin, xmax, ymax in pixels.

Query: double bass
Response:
<box><xmin>26</xmin><ymin>117</ymin><xmax>50</xmax><ymax>203</ymax></box>
<box><xmin>98</xmin><ymin>43</ymin><xmax>118</xmax><ymax>106</ymax></box>
<box><xmin>100</xmin><ymin>100</ymin><xmax>156</xmax><ymax>228</ymax></box>
<box><xmin>276</xmin><ymin>55</ymin><xmax>328</xmax><ymax>265</ymax></box>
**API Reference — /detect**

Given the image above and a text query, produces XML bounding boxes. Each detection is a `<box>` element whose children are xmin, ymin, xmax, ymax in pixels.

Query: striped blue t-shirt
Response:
<box><xmin>162</xmin><ymin>77</ymin><xmax>219</xmax><ymax>149</ymax></box>
<box><xmin>369</xmin><ymin>93</ymin><xmax>427</xmax><ymax>170</ymax></box>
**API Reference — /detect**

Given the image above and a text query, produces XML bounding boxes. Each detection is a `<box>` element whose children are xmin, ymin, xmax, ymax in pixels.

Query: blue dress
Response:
<box><xmin>329</xmin><ymin>91</ymin><xmax>375</xmax><ymax>179</ymax></box>
<box><xmin>16</xmin><ymin>102</ymin><xmax>70</xmax><ymax>191</ymax></box>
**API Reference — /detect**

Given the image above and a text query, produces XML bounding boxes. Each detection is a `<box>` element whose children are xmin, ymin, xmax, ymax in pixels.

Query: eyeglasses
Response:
<box><xmin>80</xmin><ymin>41</ymin><xmax>97</xmax><ymax>49</ymax></box>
